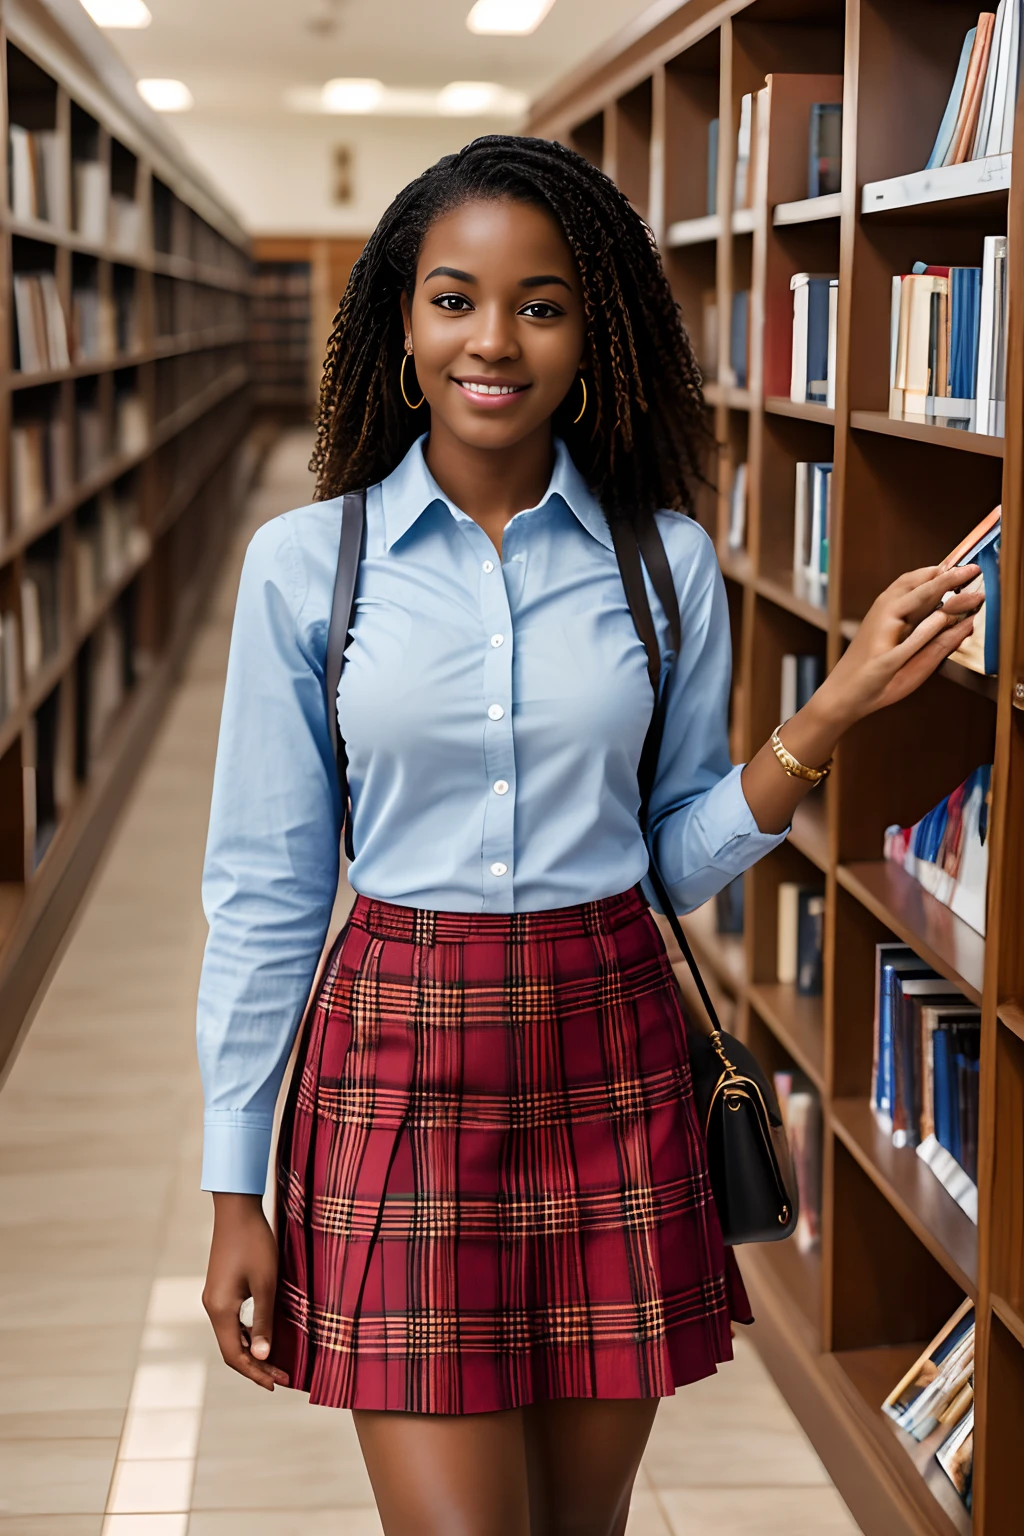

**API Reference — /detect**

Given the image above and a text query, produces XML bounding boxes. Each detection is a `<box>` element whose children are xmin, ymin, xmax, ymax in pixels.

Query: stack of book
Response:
<box><xmin>882</xmin><ymin>1300</ymin><xmax>976</xmax><ymax>1510</ymax></box>
<box><xmin>0</xmin><ymin>610</ymin><xmax>21</xmax><ymax>722</ymax></box>
<box><xmin>871</xmin><ymin>944</ymin><xmax>981</xmax><ymax>1221</ymax></box>
<box><xmin>889</xmin><ymin>245</ymin><xmax>1007</xmax><ymax>433</ymax></box>
<box><xmin>73</xmin><ymin>492</ymin><xmax>149</xmax><ymax>623</ymax></box>
<box><xmin>780</xmin><ymin>652</ymin><xmax>824</xmax><ymax>723</ymax></box>
<box><xmin>727</xmin><ymin>462</ymin><xmax>747</xmax><ymax>551</ymax></box>
<box><xmin>9</xmin><ymin>124</ymin><xmax>65</xmax><ymax>224</ymax></box>
<box><xmin>940</xmin><ymin>506</ymin><xmax>1001</xmax><ymax>677</ymax></box>
<box><xmin>71</xmin><ymin>286</ymin><xmax>117</xmax><ymax>362</ymax></box>
<box><xmin>73</xmin><ymin>158</ymin><xmax>108</xmax><ymax>243</ymax></box>
<box><xmin>790</xmin><ymin>274</ymin><xmax>838</xmax><ymax>406</ymax></box>
<box><xmin>21</xmin><ymin>548</ymin><xmax>62</xmax><ymax>678</ymax></box>
<box><xmin>10</xmin><ymin>414</ymin><xmax>69</xmax><ymax>532</ymax></box>
<box><xmin>777</xmin><ymin>881</ymin><xmax>825</xmax><ymax>995</ymax></box>
<box><xmin>924</xmin><ymin>4</ymin><xmax>1022</xmax><ymax>169</ymax></box>
<box><xmin>792</xmin><ymin>460</ymin><xmax>833</xmax><ymax>597</ymax></box>
<box><xmin>808</xmin><ymin>103</ymin><xmax>842</xmax><ymax>197</ymax></box>
<box><xmin>773</xmin><ymin>1071</ymin><xmax>821</xmax><ymax>1252</ymax></box>
<box><xmin>12</xmin><ymin>271</ymin><xmax>70</xmax><ymax>373</ymax></box>
<box><xmin>883</xmin><ymin>764</ymin><xmax>991</xmax><ymax>939</ymax></box>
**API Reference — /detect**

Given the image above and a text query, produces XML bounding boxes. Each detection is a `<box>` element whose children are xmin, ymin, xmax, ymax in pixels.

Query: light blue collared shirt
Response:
<box><xmin>197</xmin><ymin>435</ymin><xmax>786</xmax><ymax>1192</ymax></box>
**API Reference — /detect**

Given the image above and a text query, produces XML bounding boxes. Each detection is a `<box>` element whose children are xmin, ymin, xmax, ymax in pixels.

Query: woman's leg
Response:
<box><xmin>522</xmin><ymin>1398</ymin><xmax>660</xmax><ymax>1536</ymax></box>
<box><xmin>352</xmin><ymin>1406</ymin><xmax>532</xmax><ymax>1536</ymax></box>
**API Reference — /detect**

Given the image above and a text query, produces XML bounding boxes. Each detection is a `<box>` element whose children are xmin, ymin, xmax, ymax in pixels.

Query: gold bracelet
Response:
<box><xmin>770</xmin><ymin>726</ymin><xmax>832</xmax><ymax>785</ymax></box>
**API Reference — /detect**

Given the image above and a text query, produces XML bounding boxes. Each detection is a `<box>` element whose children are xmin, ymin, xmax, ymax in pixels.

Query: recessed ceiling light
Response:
<box><xmin>137</xmin><ymin>78</ymin><xmax>194</xmax><ymax>112</ymax></box>
<box><xmin>466</xmin><ymin>0</ymin><xmax>557</xmax><ymax>35</ymax></box>
<box><xmin>80</xmin><ymin>0</ymin><xmax>152</xmax><ymax>26</ymax></box>
<box><xmin>437</xmin><ymin>81</ymin><xmax>504</xmax><ymax>115</ymax></box>
<box><xmin>321</xmin><ymin>78</ymin><xmax>385</xmax><ymax>114</ymax></box>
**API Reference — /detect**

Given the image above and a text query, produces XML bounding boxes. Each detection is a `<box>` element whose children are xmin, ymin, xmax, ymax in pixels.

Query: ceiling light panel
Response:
<box><xmin>137</xmin><ymin>78</ymin><xmax>194</xmax><ymax>112</ymax></box>
<box><xmin>80</xmin><ymin>0</ymin><xmax>152</xmax><ymax>26</ymax></box>
<box><xmin>466</xmin><ymin>0</ymin><xmax>557</xmax><ymax>35</ymax></box>
<box><xmin>321</xmin><ymin>77</ymin><xmax>385</xmax><ymax>113</ymax></box>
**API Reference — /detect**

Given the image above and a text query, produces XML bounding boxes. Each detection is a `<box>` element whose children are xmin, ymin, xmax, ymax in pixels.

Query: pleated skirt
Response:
<box><xmin>271</xmin><ymin>883</ymin><xmax>751</xmax><ymax>1414</ymax></box>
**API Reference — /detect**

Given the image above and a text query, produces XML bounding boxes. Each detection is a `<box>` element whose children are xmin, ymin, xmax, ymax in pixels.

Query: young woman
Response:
<box><xmin>197</xmin><ymin>136</ymin><xmax>980</xmax><ymax>1535</ymax></box>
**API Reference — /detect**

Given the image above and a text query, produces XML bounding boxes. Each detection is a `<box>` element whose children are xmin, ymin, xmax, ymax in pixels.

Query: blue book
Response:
<box><xmin>805</xmin><ymin>278</ymin><xmax>831</xmax><ymax>401</ymax></box>
<box><xmin>977</xmin><ymin>531</ymin><xmax>1001</xmax><ymax>674</ymax></box>
<box><xmin>925</xmin><ymin>28</ymin><xmax>976</xmax><ymax>170</ymax></box>
<box><xmin>933</xmin><ymin>1026</ymin><xmax>953</xmax><ymax>1151</ymax></box>
<box><xmin>873</xmin><ymin>946</ymin><xmax>934</xmax><ymax>1123</ymax></box>
<box><xmin>707</xmin><ymin>117</ymin><xmax>719</xmax><ymax>216</ymax></box>
<box><xmin>730</xmin><ymin>289</ymin><xmax>749</xmax><ymax>386</ymax></box>
<box><xmin>808</xmin><ymin>103</ymin><xmax>842</xmax><ymax>197</ymax></box>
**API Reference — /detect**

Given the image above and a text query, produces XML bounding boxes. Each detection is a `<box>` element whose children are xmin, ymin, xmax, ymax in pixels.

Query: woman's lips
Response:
<box><xmin>452</xmin><ymin>378</ymin><xmax>531</xmax><ymax>408</ymax></box>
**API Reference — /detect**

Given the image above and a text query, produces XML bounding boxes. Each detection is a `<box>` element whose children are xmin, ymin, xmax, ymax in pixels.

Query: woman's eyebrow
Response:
<box><xmin>423</xmin><ymin>266</ymin><xmax>476</xmax><ymax>283</ymax></box>
<box><xmin>519</xmin><ymin>274</ymin><xmax>572</xmax><ymax>290</ymax></box>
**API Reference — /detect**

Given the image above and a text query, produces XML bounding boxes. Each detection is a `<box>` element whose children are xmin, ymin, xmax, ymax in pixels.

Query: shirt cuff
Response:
<box><xmin>201</xmin><ymin>1115</ymin><xmax>274</xmax><ymax>1195</ymax></box>
<box><xmin>694</xmin><ymin>762</ymin><xmax>792</xmax><ymax>859</ymax></box>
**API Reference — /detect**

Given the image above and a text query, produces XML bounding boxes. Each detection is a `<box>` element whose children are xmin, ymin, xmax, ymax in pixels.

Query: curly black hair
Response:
<box><xmin>310</xmin><ymin>133</ymin><xmax>708</xmax><ymax>523</ymax></box>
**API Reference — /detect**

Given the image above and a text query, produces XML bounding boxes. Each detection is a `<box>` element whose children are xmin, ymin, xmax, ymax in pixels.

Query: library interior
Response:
<box><xmin>0</xmin><ymin>0</ymin><xmax>1022</xmax><ymax>1533</ymax></box>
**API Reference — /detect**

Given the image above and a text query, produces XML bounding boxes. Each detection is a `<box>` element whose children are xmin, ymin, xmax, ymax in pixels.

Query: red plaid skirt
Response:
<box><xmin>272</xmin><ymin>884</ymin><xmax>751</xmax><ymax>1413</ymax></box>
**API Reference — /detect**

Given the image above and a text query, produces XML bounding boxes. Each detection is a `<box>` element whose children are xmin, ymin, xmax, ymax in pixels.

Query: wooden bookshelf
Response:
<box><xmin>0</xmin><ymin>0</ymin><xmax>254</xmax><ymax>1075</ymax></box>
<box><xmin>529</xmin><ymin>2</ymin><xmax>1024</xmax><ymax>1531</ymax></box>
<box><xmin>251</xmin><ymin>235</ymin><xmax>366</xmax><ymax>417</ymax></box>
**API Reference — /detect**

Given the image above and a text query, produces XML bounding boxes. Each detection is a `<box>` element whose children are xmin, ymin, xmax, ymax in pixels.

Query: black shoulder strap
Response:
<box><xmin>611</xmin><ymin>515</ymin><xmax>725</xmax><ymax>1038</ymax></box>
<box><xmin>325</xmin><ymin>489</ymin><xmax>366</xmax><ymax>861</ymax></box>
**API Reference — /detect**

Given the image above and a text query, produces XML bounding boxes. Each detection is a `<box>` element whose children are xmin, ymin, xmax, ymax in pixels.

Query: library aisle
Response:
<box><xmin>0</xmin><ymin>431</ymin><xmax>858</xmax><ymax>1536</ymax></box>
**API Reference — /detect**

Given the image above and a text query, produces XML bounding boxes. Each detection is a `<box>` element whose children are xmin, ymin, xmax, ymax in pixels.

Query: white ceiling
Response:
<box><xmin>97</xmin><ymin>0</ymin><xmax>658</xmax><ymax>121</ymax></box>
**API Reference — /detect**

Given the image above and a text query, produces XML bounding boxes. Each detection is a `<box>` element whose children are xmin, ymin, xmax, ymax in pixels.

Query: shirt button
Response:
<box><xmin>482</xmin><ymin>559</ymin><xmax>495</xmax><ymax>573</ymax></box>
<box><xmin>487</xmin><ymin>704</ymin><xmax>504</xmax><ymax>720</ymax></box>
<box><xmin>490</xmin><ymin>633</ymin><xmax>504</xmax><ymax>648</ymax></box>
<box><xmin>490</xmin><ymin>861</ymin><xmax>508</xmax><ymax>877</ymax></box>
<box><xmin>493</xmin><ymin>779</ymin><xmax>509</xmax><ymax>795</ymax></box>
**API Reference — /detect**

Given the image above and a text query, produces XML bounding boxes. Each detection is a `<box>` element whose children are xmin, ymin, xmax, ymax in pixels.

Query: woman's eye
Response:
<box><xmin>520</xmin><ymin>301</ymin><xmax>564</xmax><ymax>319</ymax></box>
<box><xmin>433</xmin><ymin>293</ymin><xmax>473</xmax><ymax>312</ymax></box>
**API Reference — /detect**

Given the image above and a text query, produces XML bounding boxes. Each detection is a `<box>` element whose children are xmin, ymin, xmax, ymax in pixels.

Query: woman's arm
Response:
<box><xmin>740</xmin><ymin>563</ymin><xmax>983</xmax><ymax>834</ymax></box>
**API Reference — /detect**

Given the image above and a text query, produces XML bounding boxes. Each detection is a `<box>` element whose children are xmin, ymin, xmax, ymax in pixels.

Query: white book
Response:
<box><xmin>826</xmin><ymin>278</ymin><xmax>839</xmax><ymax>409</ymax></box>
<box><xmin>38</xmin><ymin>271</ymin><xmax>70</xmax><ymax>369</ymax></box>
<box><xmin>35</xmin><ymin>131</ymin><xmax>66</xmax><ymax>226</ymax></box>
<box><xmin>790</xmin><ymin>273</ymin><xmax>810</xmax><ymax>403</ymax></box>
<box><xmin>889</xmin><ymin>275</ymin><xmax>902</xmax><ymax>390</ymax></box>
<box><xmin>8</xmin><ymin>124</ymin><xmax>36</xmax><ymax>219</ymax></box>
<box><xmin>733</xmin><ymin>93</ymin><xmax>752</xmax><ymax>209</ymax></box>
<box><xmin>776</xmin><ymin>883</ymin><xmax>802</xmax><ymax>985</ymax></box>
<box><xmin>109</xmin><ymin>195</ymin><xmax>141</xmax><ymax>254</ymax></box>
<box><xmin>12</xmin><ymin>274</ymin><xmax>44</xmax><ymax>372</ymax></box>
<box><xmin>998</xmin><ymin>0</ymin><xmax>1021</xmax><ymax>152</ymax></box>
<box><xmin>793</xmin><ymin>461</ymin><xmax>810</xmax><ymax>577</ymax></box>
<box><xmin>0</xmin><ymin>612</ymin><xmax>20</xmax><ymax>719</ymax></box>
<box><xmin>20</xmin><ymin>577</ymin><xmax>42</xmax><ymax>677</ymax></box>
<box><xmin>990</xmin><ymin>240</ymin><xmax>1008</xmax><ymax>435</ymax></box>
<box><xmin>73</xmin><ymin>160</ymin><xmax>109</xmax><ymax>243</ymax></box>
<box><xmin>975</xmin><ymin>234</ymin><xmax>1002</xmax><ymax>433</ymax></box>
<box><xmin>916</xmin><ymin>1135</ymin><xmax>979</xmax><ymax>1223</ymax></box>
<box><xmin>780</xmin><ymin>654</ymin><xmax>798</xmax><ymax>724</ymax></box>
<box><xmin>975</xmin><ymin>0</ymin><xmax>1007</xmax><ymax>158</ymax></box>
<box><xmin>727</xmin><ymin>461</ymin><xmax>747</xmax><ymax>551</ymax></box>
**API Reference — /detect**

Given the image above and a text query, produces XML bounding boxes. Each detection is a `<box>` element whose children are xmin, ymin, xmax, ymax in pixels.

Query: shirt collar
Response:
<box><xmin>379</xmin><ymin>433</ymin><xmax>614</xmax><ymax>552</ymax></box>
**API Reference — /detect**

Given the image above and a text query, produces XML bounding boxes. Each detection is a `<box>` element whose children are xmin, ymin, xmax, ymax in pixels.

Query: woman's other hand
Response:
<box><xmin>203</xmin><ymin>1193</ymin><xmax>289</xmax><ymax>1391</ymax></box>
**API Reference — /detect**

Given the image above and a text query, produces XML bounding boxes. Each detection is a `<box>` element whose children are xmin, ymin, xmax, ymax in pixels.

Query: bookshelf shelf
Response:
<box><xmin>831</xmin><ymin>1099</ymin><xmax>977</xmax><ymax>1296</ymax></box>
<box><xmin>764</xmin><ymin>396</ymin><xmax>835</xmax><ymax>425</ymax></box>
<box><xmin>533</xmin><ymin>6</ymin><xmax>1024</xmax><ymax>1529</ymax></box>
<box><xmin>773</xmin><ymin>192</ymin><xmax>842</xmax><ymax>226</ymax></box>
<box><xmin>861</xmin><ymin>154</ymin><xmax>1011</xmax><ymax>222</ymax></box>
<box><xmin>665</xmin><ymin>213</ymin><xmax>721</xmax><ymax>247</ymax></box>
<box><xmin>748</xmin><ymin>981</ymin><xmax>825</xmax><ymax>1092</ymax></box>
<box><xmin>850</xmin><ymin>410</ymin><xmax>1005</xmax><ymax>458</ymax></box>
<box><xmin>837</xmin><ymin>862</ymin><xmax>985</xmax><ymax>1006</ymax></box>
<box><xmin>0</xmin><ymin>5</ymin><xmax>253</xmax><ymax>1075</ymax></box>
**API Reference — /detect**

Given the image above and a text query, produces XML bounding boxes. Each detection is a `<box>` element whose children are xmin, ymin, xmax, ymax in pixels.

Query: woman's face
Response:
<box><xmin>399</xmin><ymin>197</ymin><xmax>586</xmax><ymax>452</ymax></box>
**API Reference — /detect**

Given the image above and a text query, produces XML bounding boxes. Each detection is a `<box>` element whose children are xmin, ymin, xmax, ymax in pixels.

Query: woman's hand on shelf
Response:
<box><xmin>203</xmin><ymin>1192</ymin><xmax>289</xmax><ymax>1392</ymax></box>
<box><xmin>816</xmin><ymin>563</ymin><xmax>983</xmax><ymax>733</ymax></box>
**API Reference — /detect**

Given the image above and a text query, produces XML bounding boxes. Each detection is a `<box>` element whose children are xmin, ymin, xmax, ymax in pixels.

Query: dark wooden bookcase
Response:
<box><xmin>0</xmin><ymin>0</ymin><xmax>253</xmax><ymax>1071</ymax></box>
<box><xmin>529</xmin><ymin>3</ymin><xmax>1024</xmax><ymax>1533</ymax></box>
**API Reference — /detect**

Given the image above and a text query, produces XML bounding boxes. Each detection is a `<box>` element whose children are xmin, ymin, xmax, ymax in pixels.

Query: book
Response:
<box><xmin>808</xmin><ymin>103</ymin><xmax>842</xmax><ymax>197</ymax></box>
<box><xmin>789</xmin><ymin>274</ymin><xmax>836</xmax><ymax>403</ymax></box>
<box><xmin>926</xmin><ymin>27</ymin><xmax>978</xmax><ymax>167</ymax></box>
<box><xmin>883</xmin><ymin>764</ymin><xmax>992</xmax><ymax>936</ymax></box>
<box><xmin>729</xmin><ymin>289</ymin><xmax>749</xmax><ymax>387</ymax></box>
<box><xmin>777</xmin><ymin>883</ymin><xmax>824</xmax><ymax>990</ymax></box>
<box><xmin>939</xmin><ymin>505</ymin><xmax>1001</xmax><ymax>676</ymax></box>
<box><xmin>779</xmin><ymin>653</ymin><xmax>823</xmax><ymax>724</ymax></box>
<box><xmin>715</xmin><ymin>874</ymin><xmax>744</xmax><ymax>935</ymax></box>
<box><xmin>892</xmin><ymin>977</ymin><xmax>965</xmax><ymax>1149</ymax></box>
<box><xmin>706</xmin><ymin>117</ymin><xmax>719</xmax><ymax>216</ymax></box>
<box><xmin>73</xmin><ymin>159</ymin><xmax>109</xmax><ymax>243</ymax></box>
<box><xmin>733</xmin><ymin>92</ymin><xmax>752</xmax><ymax>209</ymax></box>
<box><xmin>890</xmin><ymin>272</ymin><xmax>948</xmax><ymax>416</ymax></box>
<box><xmin>947</xmin><ymin>12</ymin><xmax>996</xmax><ymax>164</ymax></box>
<box><xmin>0</xmin><ymin>611</ymin><xmax>21</xmax><ymax>722</ymax></box>
<box><xmin>727</xmin><ymin>461</ymin><xmax>747</xmax><ymax>551</ymax></box>
<box><xmin>882</xmin><ymin>1300</ymin><xmax>975</xmax><ymax>1442</ymax></box>
<box><xmin>773</xmin><ymin>1073</ymin><xmax>821</xmax><ymax>1253</ymax></box>
<box><xmin>871</xmin><ymin>945</ymin><xmax>936</xmax><ymax>1129</ymax></box>
<box><xmin>792</xmin><ymin>461</ymin><xmax>833</xmax><ymax>594</ymax></box>
<box><xmin>936</xmin><ymin>1404</ymin><xmax>974</xmax><ymax>1507</ymax></box>
<box><xmin>9</xmin><ymin>124</ymin><xmax>65</xmax><ymax>224</ymax></box>
<box><xmin>12</xmin><ymin>271</ymin><xmax>70</xmax><ymax>373</ymax></box>
<box><xmin>826</xmin><ymin>278</ymin><xmax>838</xmax><ymax>409</ymax></box>
<box><xmin>701</xmin><ymin>289</ymin><xmax>718</xmax><ymax>378</ymax></box>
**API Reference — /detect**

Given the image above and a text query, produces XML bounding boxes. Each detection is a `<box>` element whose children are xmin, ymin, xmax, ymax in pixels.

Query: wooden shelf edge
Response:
<box><xmin>754</xmin><ymin>571</ymin><xmax>830</xmax><ymax>629</ymax></box>
<box><xmin>4</xmin><ymin>214</ymin><xmax>251</xmax><ymax>293</ymax></box>
<box><xmin>997</xmin><ymin>1000</ymin><xmax>1024</xmax><ymax>1042</ymax></box>
<box><xmin>990</xmin><ymin>1291</ymin><xmax>1024</xmax><ymax>1350</ymax></box>
<box><xmin>830</xmin><ymin>1098</ymin><xmax>977</xmax><ymax>1297</ymax></box>
<box><xmin>850</xmin><ymin>410</ymin><xmax>1005</xmax><ymax>458</ymax></box>
<box><xmin>765</xmin><ymin>396</ymin><xmax>835</xmax><ymax>425</ymax></box>
<box><xmin>773</xmin><ymin>192</ymin><xmax>842</xmax><ymax>225</ymax></box>
<box><xmin>861</xmin><ymin>155</ymin><xmax>1011</xmax><ymax>220</ymax></box>
<box><xmin>742</xmin><ymin>1257</ymin><xmax>948</xmax><ymax>1536</ymax></box>
<box><xmin>747</xmin><ymin>980</ymin><xmax>826</xmax><ymax>1091</ymax></box>
<box><xmin>836</xmin><ymin>861</ymin><xmax>985</xmax><ymax>1005</ymax></box>
<box><xmin>666</xmin><ymin>213</ymin><xmax>721</xmax><ymax>247</ymax></box>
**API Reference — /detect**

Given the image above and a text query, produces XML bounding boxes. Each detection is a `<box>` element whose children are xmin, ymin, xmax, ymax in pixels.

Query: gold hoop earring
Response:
<box><xmin>572</xmin><ymin>373</ymin><xmax>587</xmax><ymax>425</ymax></box>
<box><xmin>400</xmin><ymin>352</ymin><xmax>426</xmax><ymax>410</ymax></box>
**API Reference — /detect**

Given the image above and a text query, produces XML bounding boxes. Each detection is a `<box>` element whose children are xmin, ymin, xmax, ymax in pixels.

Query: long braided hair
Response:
<box><xmin>310</xmin><ymin>134</ymin><xmax>709</xmax><ymax>523</ymax></box>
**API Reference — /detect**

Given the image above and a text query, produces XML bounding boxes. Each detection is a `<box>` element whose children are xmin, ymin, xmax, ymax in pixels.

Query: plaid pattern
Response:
<box><xmin>272</xmin><ymin>884</ymin><xmax>751</xmax><ymax>1413</ymax></box>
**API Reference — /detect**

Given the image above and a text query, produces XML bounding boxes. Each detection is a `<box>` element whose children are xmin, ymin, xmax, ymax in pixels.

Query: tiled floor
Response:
<box><xmin>0</xmin><ymin>432</ymin><xmax>861</xmax><ymax>1535</ymax></box>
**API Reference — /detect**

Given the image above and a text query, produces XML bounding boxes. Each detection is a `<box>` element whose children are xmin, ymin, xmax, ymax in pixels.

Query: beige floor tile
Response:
<box><xmin>120</xmin><ymin>1410</ymin><xmax>202</xmax><ymax>1461</ymax></box>
<box><xmin>0</xmin><ymin>1438</ymin><xmax>118</xmax><ymax>1515</ymax></box>
<box><xmin>188</xmin><ymin>1512</ymin><xmax>384</xmax><ymax>1536</ymax></box>
<box><xmin>625</xmin><ymin>1488</ymin><xmax>672</xmax><ymax>1534</ymax></box>
<box><xmin>103</xmin><ymin>1518</ymin><xmax>189</xmax><ymax>1536</ymax></box>
<box><xmin>0</xmin><ymin>1410</ymin><xmax>124</xmax><ymax>1441</ymax></box>
<box><xmin>660</xmin><ymin>1485</ymin><xmax>859</xmax><ymax>1535</ymax></box>
<box><xmin>0</xmin><ymin>1323</ymin><xmax>141</xmax><ymax>1377</ymax></box>
<box><xmin>0</xmin><ymin>1519</ymin><xmax>102</xmax><ymax>1534</ymax></box>
<box><xmin>107</xmin><ymin>1461</ymin><xmax>195</xmax><ymax>1515</ymax></box>
<box><xmin>0</xmin><ymin>1376</ymin><xmax>133</xmax><ymax>1415</ymax></box>
<box><xmin>0</xmin><ymin>1274</ymin><xmax>152</xmax><ymax>1331</ymax></box>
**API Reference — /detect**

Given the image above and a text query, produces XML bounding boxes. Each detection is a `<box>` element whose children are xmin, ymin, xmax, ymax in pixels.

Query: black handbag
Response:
<box><xmin>323</xmin><ymin>488</ymin><xmax>799</xmax><ymax>1246</ymax></box>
